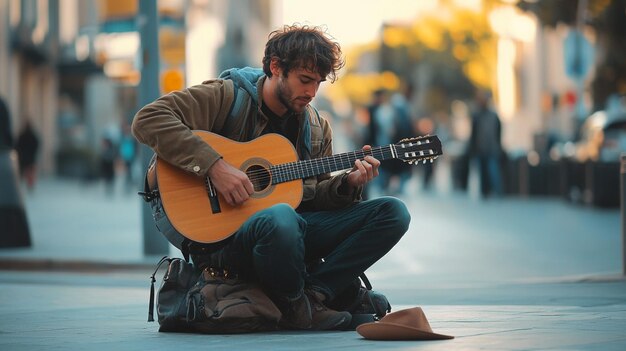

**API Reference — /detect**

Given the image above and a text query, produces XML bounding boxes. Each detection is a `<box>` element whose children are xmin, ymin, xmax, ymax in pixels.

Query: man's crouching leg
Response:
<box><xmin>235</xmin><ymin>203</ymin><xmax>350</xmax><ymax>330</ymax></box>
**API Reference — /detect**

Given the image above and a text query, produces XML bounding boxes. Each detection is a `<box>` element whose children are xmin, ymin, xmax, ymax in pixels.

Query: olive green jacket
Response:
<box><xmin>132</xmin><ymin>69</ymin><xmax>362</xmax><ymax>211</ymax></box>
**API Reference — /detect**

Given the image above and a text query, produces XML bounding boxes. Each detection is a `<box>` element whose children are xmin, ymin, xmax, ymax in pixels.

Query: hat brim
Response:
<box><xmin>356</xmin><ymin>322</ymin><xmax>454</xmax><ymax>341</ymax></box>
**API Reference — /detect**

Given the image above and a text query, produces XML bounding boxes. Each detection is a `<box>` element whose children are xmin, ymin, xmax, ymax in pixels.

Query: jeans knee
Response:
<box><xmin>379</xmin><ymin>196</ymin><xmax>411</xmax><ymax>235</ymax></box>
<box><xmin>257</xmin><ymin>204</ymin><xmax>305</xmax><ymax>248</ymax></box>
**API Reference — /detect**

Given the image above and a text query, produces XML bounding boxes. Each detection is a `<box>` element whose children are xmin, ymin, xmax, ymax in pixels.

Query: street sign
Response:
<box><xmin>161</xmin><ymin>68</ymin><xmax>184</xmax><ymax>93</ymax></box>
<box><xmin>564</xmin><ymin>30</ymin><xmax>594</xmax><ymax>80</ymax></box>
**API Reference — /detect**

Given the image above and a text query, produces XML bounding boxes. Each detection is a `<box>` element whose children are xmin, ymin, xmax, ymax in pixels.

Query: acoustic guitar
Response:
<box><xmin>154</xmin><ymin>131</ymin><xmax>442</xmax><ymax>247</ymax></box>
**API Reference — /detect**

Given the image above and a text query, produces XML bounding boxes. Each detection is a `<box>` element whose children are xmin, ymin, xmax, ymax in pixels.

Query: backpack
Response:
<box><xmin>148</xmin><ymin>257</ymin><xmax>282</xmax><ymax>333</ymax></box>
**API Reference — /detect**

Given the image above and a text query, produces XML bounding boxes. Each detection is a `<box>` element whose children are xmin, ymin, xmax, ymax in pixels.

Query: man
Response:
<box><xmin>133</xmin><ymin>24</ymin><xmax>410</xmax><ymax>331</ymax></box>
<box><xmin>468</xmin><ymin>89</ymin><xmax>503</xmax><ymax>198</ymax></box>
<box><xmin>0</xmin><ymin>97</ymin><xmax>13</xmax><ymax>149</ymax></box>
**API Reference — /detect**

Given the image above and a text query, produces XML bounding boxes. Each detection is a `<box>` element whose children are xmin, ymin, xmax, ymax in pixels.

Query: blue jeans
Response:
<box><xmin>198</xmin><ymin>197</ymin><xmax>410</xmax><ymax>301</ymax></box>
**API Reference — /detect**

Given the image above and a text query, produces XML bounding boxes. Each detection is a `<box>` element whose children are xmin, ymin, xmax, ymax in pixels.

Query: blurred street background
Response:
<box><xmin>1</xmin><ymin>1</ymin><xmax>626</xmax><ymax>350</ymax></box>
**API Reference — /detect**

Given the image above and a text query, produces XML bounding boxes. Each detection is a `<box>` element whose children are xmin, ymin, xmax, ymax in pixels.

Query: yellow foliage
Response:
<box><xmin>464</xmin><ymin>60</ymin><xmax>491</xmax><ymax>88</ymax></box>
<box><xmin>412</xmin><ymin>17</ymin><xmax>445</xmax><ymax>51</ymax></box>
<box><xmin>380</xmin><ymin>71</ymin><xmax>401</xmax><ymax>90</ymax></box>
<box><xmin>336</xmin><ymin>1</ymin><xmax>500</xmax><ymax>106</ymax></box>
<box><xmin>450</xmin><ymin>30</ymin><xmax>466</xmax><ymax>43</ymax></box>
<box><xmin>331</xmin><ymin>71</ymin><xmax>401</xmax><ymax>105</ymax></box>
<box><xmin>344</xmin><ymin>42</ymin><xmax>380</xmax><ymax>70</ymax></box>
<box><xmin>383</xmin><ymin>26</ymin><xmax>414</xmax><ymax>48</ymax></box>
<box><xmin>589</xmin><ymin>0</ymin><xmax>612</xmax><ymax>17</ymax></box>
<box><xmin>453</xmin><ymin>44</ymin><xmax>470</xmax><ymax>61</ymax></box>
<box><xmin>479</xmin><ymin>39</ymin><xmax>496</xmax><ymax>61</ymax></box>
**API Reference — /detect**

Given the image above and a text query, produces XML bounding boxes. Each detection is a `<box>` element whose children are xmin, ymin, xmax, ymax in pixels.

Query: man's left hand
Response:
<box><xmin>346</xmin><ymin>145</ymin><xmax>380</xmax><ymax>189</ymax></box>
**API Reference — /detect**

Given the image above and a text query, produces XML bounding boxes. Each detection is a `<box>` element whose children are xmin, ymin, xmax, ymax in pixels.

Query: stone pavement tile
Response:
<box><xmin>425</xmin><ymin>305</ymin><xmax>626</xmax><ymax>351</ymax></box>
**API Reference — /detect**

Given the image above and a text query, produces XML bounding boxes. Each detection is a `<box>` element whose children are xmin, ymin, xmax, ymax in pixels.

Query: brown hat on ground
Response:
<box><xmin>356</xmin><ymin>307</ymin><xmax>454</xmax><ymax>341</ymax></box>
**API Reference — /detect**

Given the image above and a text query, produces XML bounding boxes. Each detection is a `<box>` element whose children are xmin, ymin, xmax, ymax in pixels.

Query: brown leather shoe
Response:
<box><xmin>305</xmin><ymin>290</ymin><xmax>352</xmax><ymax>331</ymax></box>
<box><xmin>277</xmin><ymin>293</ymin><xmax>312</xmax><ymax>330</ymax></box>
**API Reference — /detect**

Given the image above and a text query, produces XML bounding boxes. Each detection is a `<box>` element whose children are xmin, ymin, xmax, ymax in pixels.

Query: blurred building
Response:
<box><xmin>1</xmin><ymin>0</ymin><xmax>61</xmax><ymax>174</ymax></box>
<box><xmin>0</xmin><ymin>0</ymin><xmax>274</xmax><ymax>178</ymax></box>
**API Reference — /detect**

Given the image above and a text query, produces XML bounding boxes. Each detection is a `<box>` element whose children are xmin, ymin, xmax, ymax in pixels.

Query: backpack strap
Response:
<box><xmin>359</xmin><ymin>272</ymin><xmax>373</xmax><ymax>291</ymax></box>
<box><xmin>217</xmin><ymin>67</ymin><xmax>263</xmax><ymax>139</ymax></box>
<box><xmin>228</xmin><ymin>83</ymin><xmax>246</xmax><ymax>122</ymax></box>
<box><xmin>148</xmin><ymin>256</ymin><xmax>173</xmax><ymax>322</ymax></box>
<box><xmin>216</xmin><ymin>80</ymin><xmax>257</xmax><ymax>141</ymax></box>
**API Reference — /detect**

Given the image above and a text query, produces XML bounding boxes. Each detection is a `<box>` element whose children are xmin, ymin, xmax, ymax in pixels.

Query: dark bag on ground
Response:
<box><xmin>148</xmin><ymin>257</ymin><xmax>282</xmax><ymax>333</ymax></box>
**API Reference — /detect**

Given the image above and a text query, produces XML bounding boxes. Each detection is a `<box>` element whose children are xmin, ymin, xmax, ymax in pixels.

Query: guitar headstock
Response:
<box><xmin>395</xmin><ymin>135</ymin><xmax>443</xmax><ymax>165</ymax></box>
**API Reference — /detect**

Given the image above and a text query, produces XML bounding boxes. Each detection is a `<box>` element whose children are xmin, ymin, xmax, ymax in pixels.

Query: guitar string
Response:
<box><xmin>240</xmin><ymin>148</ymin><xmax>379</xmax><ymax>174</ymax></box>
<box><xmin>243</xmin><ymin>144</ymin><xmax>435</xmax><ymax>184</ymax></box>
<box><xmin>243</xmin><ymin>146</ymin><xmax>388</xmax><ymax>178</ymax></box>
<box><xmin>244</xmin><ymin>146</ymin><xmax>395</xmax><ymax>184</ymax></box>
<box><xmin>201</xmin><ymin>136</ymin><xmax>433</xmax><ymax>180</ymax></box>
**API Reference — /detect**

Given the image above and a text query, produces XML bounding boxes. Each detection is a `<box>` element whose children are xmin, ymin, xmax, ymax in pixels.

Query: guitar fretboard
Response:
<box><xmin>270</xmin><ymin>145</ymin><xmax>396</xmax><ymax>184</ymax></box>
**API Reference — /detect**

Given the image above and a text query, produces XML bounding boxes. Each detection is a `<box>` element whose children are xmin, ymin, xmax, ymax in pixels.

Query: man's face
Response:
<box><xmin>275</xmin><ymin>67</ymin><xmax>325</xmax><ymax>113</ymax></box>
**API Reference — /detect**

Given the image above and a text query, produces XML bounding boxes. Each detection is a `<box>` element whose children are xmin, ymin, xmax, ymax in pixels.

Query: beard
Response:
<box><xmin>276</xmin><ymin>76</ymin><xmax>308</xmax><ymax>114</ymax></box>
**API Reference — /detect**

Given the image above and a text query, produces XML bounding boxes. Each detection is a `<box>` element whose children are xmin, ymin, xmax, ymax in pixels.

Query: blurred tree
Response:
<box><xmin>331</xmin><ymin>3</ymin><xmax>498</xmax><ymax>118</ymax></box>
<box><xmin>517</xmin><ymin>0</ymin><xmax>626</xmax><ymax>111</ymax></box>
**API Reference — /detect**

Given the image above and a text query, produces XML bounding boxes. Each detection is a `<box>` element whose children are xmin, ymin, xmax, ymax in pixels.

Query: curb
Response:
<box><xmin>0</xmin><ymin>257</ymin><xmax>156</xmax><ymax>272</ymax></box>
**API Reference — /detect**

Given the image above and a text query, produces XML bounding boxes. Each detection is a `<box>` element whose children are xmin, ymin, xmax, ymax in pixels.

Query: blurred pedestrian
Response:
<box><xmin>119</xmin><ymin>124</ymin><xmax>137</xmax><ymax>192</ymax></box>
<box><xmin>0</xmin><ymin>96</ymin><xmax>31</xmax><ymax>247</ymax></box>
<box><xmin>416</xmin><ymin>117</ymin><xmax>436</xmax><ymax>190</ymax></box>
<box><xmin>467</xmin><ymin>90</ymin><xmax>503</xmax><ymax>198</ymax></box>
<box><xmin>0</xmin><ymin>96</ymin><xmax>13</xmax><ymax>149</ymax></box>
<box><xmin>365</xmin><ymin>89</ymin><xmax>385</xmax><ymax>147</ymax></box>
<box><xmin>367</xmin><ymin>87</ymin><xmax>415</xmax><ymax>196</ymax></box>
<box><xmin>364</xmin><ymin>89</ymin><xmax>388</xmax><ymax>197</ymax></box>
<box><xmin>100</xmin><ymin>137</ymin><xmax>116</xmax><ymax>195</ymax></box>
<box><xmin>388</xmin><ymin>84</ymin><xmax>416</xmax><ymax>194</ymax></box>
<box><xmin>368</xmin><ymin>90</ymin><xmax>395</xmax><ymax>195</ymax></box>
<box><xmin>15</xmin><ymin>119</ymin><xmax>40</xmax><ymax>191</ymax></box>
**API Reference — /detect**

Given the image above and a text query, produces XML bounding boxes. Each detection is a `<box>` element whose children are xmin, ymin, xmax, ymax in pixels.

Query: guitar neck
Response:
<box><xmin>270</xmin><ymin>145</ymin><xmax>396</xmax><ymax>184</ymax></box>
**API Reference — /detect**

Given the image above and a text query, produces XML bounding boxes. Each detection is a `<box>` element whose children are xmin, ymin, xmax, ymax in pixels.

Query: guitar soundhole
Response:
<box><xmin>246</xmin><ymin>165</ymin><xmax>271</xmax><ymax>192</ymax></box>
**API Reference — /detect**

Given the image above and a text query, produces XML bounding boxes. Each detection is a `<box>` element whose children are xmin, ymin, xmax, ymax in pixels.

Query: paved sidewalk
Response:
<box><xmin>1</xmin><ymin>270</ymin><xmax>625</xmax><ymax>351</ymax></box>
<box><xmin>1</xmin><ymin>177</ymin><xmax>625</xmax><ymax>350</ymax></box>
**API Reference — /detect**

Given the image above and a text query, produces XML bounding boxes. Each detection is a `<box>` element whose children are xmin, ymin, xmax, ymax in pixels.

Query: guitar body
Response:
<box><xmin>156</xmin><ymin>131</ymin><xmax>303</xmax><ymax>245</ymax></box>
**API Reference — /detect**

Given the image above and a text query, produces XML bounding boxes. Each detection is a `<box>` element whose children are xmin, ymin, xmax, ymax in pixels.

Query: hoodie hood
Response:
<box><xmin>218</xmin><ymin>67</ymin><xmax>265</xmax><ymax>105</ymax></box>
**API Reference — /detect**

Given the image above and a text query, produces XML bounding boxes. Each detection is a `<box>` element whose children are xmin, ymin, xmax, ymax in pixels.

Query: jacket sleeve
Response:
<box><xmin>131</xmin><ymin>80</ymin><xmax>234</xmax><ymax>177</ymax></box>
<box><xmin>299</xmin><ymin>118</ymin><xmax>363</xmax><ymax>212</ymax></box>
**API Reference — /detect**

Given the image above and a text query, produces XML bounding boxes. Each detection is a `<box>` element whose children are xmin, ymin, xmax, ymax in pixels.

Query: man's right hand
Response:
<box><xmin>207</xmin><ymin>158</ymin><xmax>254</xmax><ymax>206</ymax></box>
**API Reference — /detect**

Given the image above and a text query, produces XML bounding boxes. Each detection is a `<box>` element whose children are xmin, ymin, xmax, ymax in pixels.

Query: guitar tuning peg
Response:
<box><xmin>430</xmin><ymin>159</ymin><xmax>434</xmax><ymax>163</ymax></box>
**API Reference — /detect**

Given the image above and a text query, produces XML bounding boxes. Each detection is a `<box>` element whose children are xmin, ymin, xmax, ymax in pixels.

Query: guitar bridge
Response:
<box><xmin>205</xmin><ymin>177</ymin><xmax>221</xmax><ymax>214</ymax></box>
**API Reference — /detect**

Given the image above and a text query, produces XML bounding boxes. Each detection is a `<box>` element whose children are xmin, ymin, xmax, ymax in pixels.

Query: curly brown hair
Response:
<box><xmin>262</xmin><ymin>24</ymin><xmax>345</xmax><ymax>83</ymax></box>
